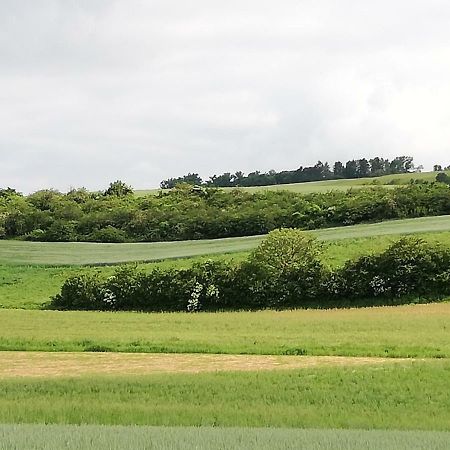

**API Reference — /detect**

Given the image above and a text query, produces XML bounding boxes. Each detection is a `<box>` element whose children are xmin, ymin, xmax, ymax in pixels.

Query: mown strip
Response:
<box><xmin>0</xmin><ymin>352</ymin><xmax>409</xmax><ymax>378</ymax></box>
<box><xmin>0</xmin><ymin>362</ymin><xmax>449</xmax><ymax>429</ymax></box>
<box><xmin>1</xmin><ymin>425</ymin><xmax>449</xmax><ymax>450</ymax></box>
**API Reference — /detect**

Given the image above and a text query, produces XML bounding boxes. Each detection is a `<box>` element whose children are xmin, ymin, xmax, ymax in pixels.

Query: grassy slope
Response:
<box><xmin>135</xmin><ymin>170</ymin><xmax>450</xmax><ymax>196</ymax></box>
<box><xmin>0</xmin><ymin>303</ymin><xmax>448</xmax><ymax>357</ymax></box>
<box><xmin>1</xmin><ymin>426</ymin><xmax>449</xmax><ymax>450</ymax></box>
<box><xmin>2</xmin><ymin>214</ymin><xmax>450</xmax><ymax>266</ymax></box>
<box><xmin>0</xmin><ymin>362</ymin><xmax>449</xmax><ymax>430</ymax></box>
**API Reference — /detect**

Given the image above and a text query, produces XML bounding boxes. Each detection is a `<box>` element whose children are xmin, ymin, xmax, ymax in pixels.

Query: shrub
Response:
<box><xmin>88</xmin><ymin>226</ymin><xmax>128</xmax><ymax>243</ymax></box>
<box><xmin>50</xmin><ymin>274</ymin><xmax>105</xmax><ymax>310</ymax></box>
<box><xmin>331</xmin><ymin>237</ymin><xmax>450</xmax><ymax>301</ymax></box>
<box><xmin>243</xmin><ymin>229</ymin><xmax>329</xmax><ymax>308</ymax></box>
<box><xmin>50</xmin><ymin>234</ymin><xmax>450</xmax><ymax>312</ymax></box>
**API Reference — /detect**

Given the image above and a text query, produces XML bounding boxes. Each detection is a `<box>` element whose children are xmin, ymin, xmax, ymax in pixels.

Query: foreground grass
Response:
<box><xmin>0</xmin><ymin>303</ymin><xmax>448</xmax><ymax>357</ymax></box>
<box><xmin>2</xmin><ymin>215</ymin><xmax>450</xmax><ymax>266</ymax></box>
<box><xmin>0</xmin><ymin>362</ymin><xmax>449</xmax><ymax>429</ymax></box>
<box><xmin>1</xmin><ymin>425</ymin><xmax>449</xmax><ymax>450</ymax></box>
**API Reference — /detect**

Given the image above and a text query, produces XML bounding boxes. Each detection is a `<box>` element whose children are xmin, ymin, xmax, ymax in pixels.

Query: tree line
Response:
<box><xmin>160</xmin><ymin>156</ymin><xmax>416</xmax><ymax>188</ymax></box>
<box><xmin>1</xmin><ymin>179</ymin><xmax>450</xmax><ymax>243</ymax></box>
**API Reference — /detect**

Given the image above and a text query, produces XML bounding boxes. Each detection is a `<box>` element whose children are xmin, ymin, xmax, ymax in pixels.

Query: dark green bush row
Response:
<box><xmin>1</xmin><ymin>182</ymin><xmax>450</xmax><ymax>242</ymax></box>
<box><xmin>50</xmin><ymin>231</ymin><xmax>450</xmax><ymax>311</ymax></box>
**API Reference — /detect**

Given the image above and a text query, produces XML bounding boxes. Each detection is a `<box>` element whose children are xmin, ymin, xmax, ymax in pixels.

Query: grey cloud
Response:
<box><xmin>1</xmin><ymin>0</ymin><xmax>450</xmax><ymax>193</ymax></box>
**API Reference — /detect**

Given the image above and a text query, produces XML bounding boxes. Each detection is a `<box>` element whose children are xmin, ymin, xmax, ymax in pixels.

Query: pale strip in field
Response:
<box><xmin>0</xmin><ymin>352</ymin><xmax>411</xmax><ymax>378</ymax></box>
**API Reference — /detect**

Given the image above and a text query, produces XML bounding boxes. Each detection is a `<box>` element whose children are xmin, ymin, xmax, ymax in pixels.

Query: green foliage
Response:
<box><xmin>331</xmin><ymin>238</ymin><xmax>450</xmax><ymax>301</ymax></box>
<box><xmin>2</xmin><ymin>182</ymin><xmax>450</xmax><ymax>242</ymax></box>
<box><xmin>163</xmin><ymin>155</ymin><xmax>415</xmax><ymax>188</ymax></box>
<box><xmin>436</xmin><ymin>172</ymin><xmax>450</xmax><ymax>185</ymax></box>
<box><xmin>104</xmin><ymin>180</ymin><xmax>133</xmax><ymax>197</ymax></box>
<box><xmin>51</xmin><ymin>274</ymin><xmax>105</xmax><ymax>310</ymax></box>
<box><xmin>243</xmin><ymin>229</ymin><xmax>328</xmax><ymax>307</ymax></box>
<box><xmin>51</xmin><ymin>233</ymin><xmax>450</xmax><ymax>312</ymax></box>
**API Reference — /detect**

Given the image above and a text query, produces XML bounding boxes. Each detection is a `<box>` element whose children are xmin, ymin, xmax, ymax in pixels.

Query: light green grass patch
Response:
<box><xmin>0</xmin><ymin>303</ymin><xmax>448</xmax><ymax>357</ymax></box>
<box><xmin>2</xmin><ymin>215</ymin><xmax>450</xmax><ymax>266</ymax></box>
<box><xmin>0</xmin><ymin>425</ymin><xmax>449</xmax><ymax>450</ymax></box>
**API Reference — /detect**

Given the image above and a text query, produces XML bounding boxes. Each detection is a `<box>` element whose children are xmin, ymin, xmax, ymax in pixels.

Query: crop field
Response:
<box><xmin>2</xmin><ymin>214</ymin><xmax>450</xmax><ymax>266</ymax></box>
<box><xmin>1</xmin><ymin>425</ymin><xmax>450</xmax><ymax>450</ymax></box>
<box><xmin>135</xmin><ymin>170</ymin><xmax>450</xmax><ymax>196</ymax></box>
<box><xmin>0</xmin><ymin>362</ymin><xmax>450</xmax><ymax>429</ymax></box>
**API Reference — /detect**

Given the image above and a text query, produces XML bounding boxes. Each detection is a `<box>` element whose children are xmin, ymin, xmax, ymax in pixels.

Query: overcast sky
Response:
<box><xmin>1</xmin><ymin>0</ymin><xmax>450</xmax><ymax>192</ymax></box>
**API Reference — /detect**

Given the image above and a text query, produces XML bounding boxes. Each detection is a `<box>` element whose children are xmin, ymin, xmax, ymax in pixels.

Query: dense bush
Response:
<box><xmin>50</xmin><ymin>231</ymin><xmax>450</xmax><ymax>312</ymax></box>
<box><xmin>2</xmin><ymin>182</ymin><xmax>450</xmax><ymax>243</ymax></box>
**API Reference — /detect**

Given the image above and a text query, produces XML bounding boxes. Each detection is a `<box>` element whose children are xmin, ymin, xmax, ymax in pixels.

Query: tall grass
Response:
<box><xmin>0</xmin><ymin>303</ymin><xmax>449</xmax><ymax>356</ymax></box>
<box><xmin>1</xmin><ymin>425</ymin><xmax>449</xmax><ymax>450</ymax></box>
<box><xmin>0</xmin><ymin>362</ymin><xmax>449</xmax><ymax>429</ymax></box>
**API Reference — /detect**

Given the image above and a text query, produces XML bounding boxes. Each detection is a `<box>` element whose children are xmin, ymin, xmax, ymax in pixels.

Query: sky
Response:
<box><xmin>1</xmin><ymin>0</ymin><xmax>450</xmax><ymax>193</ymax></box>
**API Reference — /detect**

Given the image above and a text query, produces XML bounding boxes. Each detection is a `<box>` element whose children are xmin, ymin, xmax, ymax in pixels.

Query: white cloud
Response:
<box><xmin>1</xmin><ymin>0</ymin><xmax>450</xmax><ymax>192</ymax></box>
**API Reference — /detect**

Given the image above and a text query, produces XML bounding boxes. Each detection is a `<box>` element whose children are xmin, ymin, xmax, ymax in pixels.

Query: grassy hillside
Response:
<box><xmin>135</xmin><ymin>170</ymin><xmax>450</xmax><ymax>196</ymax></box>
<box><xmin>2</xmin><ymin>214</ymin><xmax>450</xmax><ymax>266</ymax></box>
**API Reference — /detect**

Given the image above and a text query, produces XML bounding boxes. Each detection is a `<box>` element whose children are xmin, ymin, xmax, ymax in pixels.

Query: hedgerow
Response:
<box><xmin>50</xmin><ymin>230</ymin><xmax>450</xmax><ymax>311</ymax></box>
<box><xmin>1</xmin><ymin>182</ymin><xmax>450</xmax><ymax>242</ymax></box>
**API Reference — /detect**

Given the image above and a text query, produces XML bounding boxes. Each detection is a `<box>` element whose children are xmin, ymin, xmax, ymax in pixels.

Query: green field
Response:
<box><xmin>135</xmin><ymin>170</ymin><xmax>450</xmax><ymax>196</ymax></box>
<box><xmin>2</xmin><ymin>214</ymin><xmax>450</xmax><ymax>266</ymax></box>
<box><xmin>0</xmin><ymin>362</ymin><xmax>449</xmax><ymax>429</ymax></box>
<box><xmin>1</xmin><ymin>425</ymin><xmax>449</xmax><ymax>450</ymax></box>
<box><xmin>0</xmin><ymin>303</ymin><xmax>448</xmax><ymax>356</ymax></box>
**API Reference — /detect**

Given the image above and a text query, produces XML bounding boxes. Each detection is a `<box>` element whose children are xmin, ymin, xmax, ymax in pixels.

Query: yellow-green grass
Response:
<box><xmin>1</xmin><ymin>426</ymin><xmax>449</xmax><ymax>450</ymax></box>
<box><xmin>135</xmin><ymin>170</ymin><xmax>450</xmax><ymax>196</ymax></box>
<box><xmin>0</xmin><ymin>361</ymin><xmax>449</xmax><ymax>429</ymax></box>
<box><xmin>2</xmin><ymin>215</ymin><xmax>450</xmax><ymax>266</ymax></box>
<box><xmin>0</xmin><ymin>303</ymin><xmax>448</xmax><ymax>357</ymax></box>
<box><xmin>2</xmin><ymin>229</ymin><xmax>450</xmax><ymax>310</ymax></box>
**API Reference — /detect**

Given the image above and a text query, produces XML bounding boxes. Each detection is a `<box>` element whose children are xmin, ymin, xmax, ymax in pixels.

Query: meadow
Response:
<box><xmin>0</xmin><ymin>303</ymin><xmax>448</xmax><ymax>356</ymax></box>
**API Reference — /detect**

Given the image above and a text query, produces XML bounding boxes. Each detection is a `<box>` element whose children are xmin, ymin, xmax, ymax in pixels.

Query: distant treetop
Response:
<box><xmin>160</xmin><ymin>156</ymin><xmax>417</xmax><ymax>189</ymax></box>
